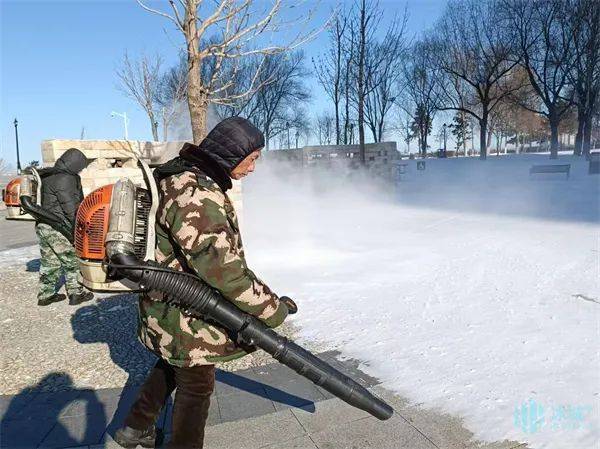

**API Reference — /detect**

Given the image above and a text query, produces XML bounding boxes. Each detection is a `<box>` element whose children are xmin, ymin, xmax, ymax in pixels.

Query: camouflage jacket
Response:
<box><xmin>138</xmin><ymin>171</ymin><xmax>288</xmax><ymax>367</ymax></box>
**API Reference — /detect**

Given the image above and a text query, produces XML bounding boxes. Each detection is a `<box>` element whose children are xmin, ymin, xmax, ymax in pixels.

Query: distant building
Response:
<box><xmin>263</xmin><ymin>142</ymin><xmax>400</xmax><ymax>177</ymax></box>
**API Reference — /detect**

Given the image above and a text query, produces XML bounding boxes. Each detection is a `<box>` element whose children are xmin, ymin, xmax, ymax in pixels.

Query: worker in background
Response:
<box><xmin>36</xmin><ymin>148</ymin><xmax>93</xmax><ymax>306</ymax></box>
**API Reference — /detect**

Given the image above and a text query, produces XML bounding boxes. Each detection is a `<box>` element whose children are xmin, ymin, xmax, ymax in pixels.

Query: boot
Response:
<box><xmin>114</xmin><ymin>425</ymin><xmax>156</xmax><ymax>448</ymax></box>
<box><xmin>68</xmin><ymin>291</ymin><xmax>94</xmax><ymax>306</ymax></box>
<box><xmin>38</xmin><ymin>293</ymin><xmax>66</xmax><ymax>306</ymax></box>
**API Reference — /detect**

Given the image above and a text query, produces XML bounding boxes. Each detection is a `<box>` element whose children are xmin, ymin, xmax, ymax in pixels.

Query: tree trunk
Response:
<box><xmin>265</xmin><ymin>126</ymin><xmax>271</xmax><ymax>150</ymax></box>
<box><xmin>334</xmin><ymin>100</ymin><xmax>340</xmax><ymax>145</ymax></box>
<box><xmin>470</xmin><ymin>122</ymin><xmax>475</xmax><ymax>156</ymax></box>
<box><xmin>187</xmin><ymin>63</ymin><xmax>208</xmax><ymax>144</ymax></box>
<box><xmin>162</xmin><ymin>107</ymin><xmax>168</xmax><ymax>141</ymax></box>
<box><xmin>479</xmin><ymin>118</ymin><xmax>487</xmax><ymax>160</ymax></box>
<box><xmin>421</xmin><ymin>130</ymin><xmax>428</xmax><ymax>157</ymax></box>
<box><xmin>149</xmin><ymin>110</ymin><xmax>159</xmax><ymax>141</ymax></box>
<box><xmin>184</xmin><ymin>3</ymin><xmax>208</xmax><ymax>144</ymax></box>
<box><xmin>549</xmin><ymin>114</ymin><xmax>560</xmax><ymax>159</ymax></box>
<box><xmin>496</xmin><ymin>134</ymin><xmax>500</xmax><ymax>156</ymax></box>
<box><xmin>583</xmin><ymin>111</ymin><xmax>593</xmax><ymax>159</ymax></box>
<box><xmin>357</xmin><ymin>0</ymin><xmax>366</xmax><ymax>165</ymax></box>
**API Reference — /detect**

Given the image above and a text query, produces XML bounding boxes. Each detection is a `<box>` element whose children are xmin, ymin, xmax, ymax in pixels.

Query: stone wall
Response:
<box><xmin>262</xmin><ymin>142</ymin><xmax>400</xmax><ymax>179</ymax></box>
<box><xmin>41</xmin><ymin>139</ymin><xmax>187</xmax><ymax>166</ymax></box>
<box><xmin>41</xmin><ymin>139</ymin><xmax>244</xmax><ymax>221</ymax></box>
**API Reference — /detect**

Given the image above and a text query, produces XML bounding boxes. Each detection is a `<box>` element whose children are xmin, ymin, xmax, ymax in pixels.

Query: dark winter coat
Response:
<box><xmin>41</xmin><ymin>148</ymin><xmax>89</xmax><ymax>226</ymax></box>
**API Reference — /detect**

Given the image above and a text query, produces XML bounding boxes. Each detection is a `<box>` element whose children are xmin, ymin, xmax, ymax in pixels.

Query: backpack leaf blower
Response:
<box><xmin>19</xmin><ymin>167</ymin><xmax>75</xmax><ymax>242</ymax></box>
<box><xmin>3</xmin><ymin>175</ymin><xmax>35</xmax><ymax>221</ymax></box>
<box><xmin>105</xmin><ymin>178</ymin><xmax>394</xmax><ymax>421</ymax></box>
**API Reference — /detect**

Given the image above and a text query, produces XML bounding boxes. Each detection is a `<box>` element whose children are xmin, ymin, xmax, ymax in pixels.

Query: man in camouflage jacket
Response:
<box><xmin>115</xmin><ymin>117</ymin><xmax>296</xmax><ymax>449</ymax></box>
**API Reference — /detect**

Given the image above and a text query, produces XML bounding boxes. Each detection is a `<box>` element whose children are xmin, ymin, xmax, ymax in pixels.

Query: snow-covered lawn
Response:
<box><xmin>244</xmin><ymin>153</ymin><xmax>599</xmax><ymax>449</ymax></box>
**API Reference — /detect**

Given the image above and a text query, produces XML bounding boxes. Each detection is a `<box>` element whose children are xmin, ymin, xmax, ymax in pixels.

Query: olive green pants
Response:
<box><xmin>36</xmin><ymin>223</ymin><xmax>83</xmax><ymax>300</ymax></box>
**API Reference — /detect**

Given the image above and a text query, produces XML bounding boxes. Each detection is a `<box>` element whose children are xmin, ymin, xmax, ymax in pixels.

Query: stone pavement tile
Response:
<box><xmin>218</xmin><ymin>388</ymin><xmax>276</xmax><ymax>423</ymax></box>
<box><xmin>38</xmin><ymin>413</ymin><xmax>106</xmax><ymax>448</ymax></box>
<box><xmin>264</xmin><ymin>379</ymin><xmax>326</xmax><ymax>412</ymax></box>
<box><xmin>203</xmin><ymin>409</ymin><xmax>305</xmax><ymax>449</ymax></box>
<box><xmin>369</xmin><ymin>386</ymin><xmax>529</xmax><ymax>449</ymax></box>
<box><xmin>259</xmin><ymin>435</ymin><xmax>318</xmax><ymax>449</ymax></box>
<box><xmin>9</xmin><ymin>391</ymin><xmax>82</xmax><ymax>421</ymax></box>
<box><xmin>0</xmin><ymin>393</ymin><xmax>38</xmax><ymax>421</ymax></box>
<box><xmin>86</xmin><ymin>387</ymin><xmax>128</xmax><ymax>413</ymax></box>
<box><xmin>309</xmin><ymin>414</ymin><xmax>438</xmax><ymax>449</ymax></box>
<box><xmin>291</xmin><ymin>396</ymin><xmax>371</xmax><ymax>434</ymax></box>
<box><xmin>0</xmin><ymin>417</ymin><xmax>57</xmax><ymax>449</ymax></box>
<box><xmin>102</xmin><ymin>387</ymin><xmax>140</xmax><ymax>426</ymax></box>
<box><xmin>251</xmin><ymin>363</ymin><xmax>300</xmax><ymax>387</ymax></box>
<box><xmin>215</xmin><ymin>370</ymin><xmax>267</xmax><ymax>398</ymax></box>
<box><xmin>370</xmin><ymin>385</ymin><xmax>474</xmax><ymax>449</ymax></box>
<box><xmin>58</xmin><ymin>389</ymin><xmax>115</xmax><ymax>420</ymax></box>
<box><xmin>468</xmin><ymin>441</ymin><xmax>529</xmax><ymax>449</ymax></box>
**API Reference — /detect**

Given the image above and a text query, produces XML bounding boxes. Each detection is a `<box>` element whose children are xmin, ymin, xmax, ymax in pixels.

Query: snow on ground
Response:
<box><xmin>0</xmin><ymin>153</ymin><xmax>596</xmax><ymax>448</ymax></box>
<box><xmin>243</xmin><ymin>153</ymin><xmax>599</xmax><ymax>449</ymax></box>
<box><xmin>0</xmin><ymin>244</ymin><xmax>39</xmax><ymax>266</ymax></box>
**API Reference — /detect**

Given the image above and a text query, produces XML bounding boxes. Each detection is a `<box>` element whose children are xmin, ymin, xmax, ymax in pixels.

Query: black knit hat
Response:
<box><xmin>178</xmin><ymin>117</ymin><xmax>264</xmax><ymax>191</ymax></box>
<box><xmin>198</xmin><ymin>117</ymin><xmax>264</xmax><ymax>172</ymax></box>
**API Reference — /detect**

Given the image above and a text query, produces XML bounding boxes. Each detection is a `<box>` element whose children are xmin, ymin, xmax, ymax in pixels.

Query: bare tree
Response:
<box><xmin>237</xmin><ymin>52</ymin><xmax>310</xmax><ymax>150</ymax></box>
<box><xmin>315</xmin><ymin>113</ymin><xmax>335</xmax><ymax>145</ymax></box>
<box><xmin>313</xmin><ymin>12</ymin><xmax>348</xmax><ymax>144</ymax></box>
<box><xmin>343</xmin><ymin>0</ymin><xmax>383</xmax><ymax>164</ymax></box>
<box><xmin>341</xmin><ymin>19</ymin><xmax>356</xmax><ymax>145</ymax></box>
<box><xmin>502</xmin><ymin>0</ymin><xmax>577</xmax><ymax>159</ymax></box>
<box><xmin>0</xmin><ymin>159</ymin><xmax>11</xmax><ymax>175</ymax></box>
<box><xmin>290</xmin><ymin>106</ymin><xmax>311</xmax><ymax>148</ymax></box>
<box><xmin>568</xmin><ymin>0</ymin><xmax>600</xmax><ymax>157</ymax></box>
<box><xmin>363</xmin><ymin>14</ymin><xmax>408</xmax><ymax>142</ymax></box>
<box><xmin>403</xmin><ymin>39</ymin><xmax>440</xmax><ymax>157</ymax></box>
<box><xmin>156</xmin><ymin>56</ymin><xmax>188</xmax><ymax>140</ymax></box>
<box><xmin>137</xmin><ymin>0</ymin><xmax>323</xmax><ymax>144</ymax></box>
<box><xmin>393</xmin><ymin>105</ymin><xmax>415</xmax><ymax>154</ymax></box>
<box><xmin>116</xmin><ymin>52</ymin><xmax>163</xmax><ymax>141</ymax></box>
<box><xmin>432</xmin><ymin>0</ymin><xmax>520</xmax><ymax>159</ymax></box>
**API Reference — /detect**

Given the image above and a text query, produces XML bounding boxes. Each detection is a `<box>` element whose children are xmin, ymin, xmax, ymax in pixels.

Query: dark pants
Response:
<box><xmin>124</xmin><ymin>359</ymin><xmax>215</xmax><ymax>449</ymax></box>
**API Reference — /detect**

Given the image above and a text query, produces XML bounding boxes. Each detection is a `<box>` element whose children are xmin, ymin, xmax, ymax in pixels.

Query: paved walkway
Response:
<box><xmin>0</xmin><ymin>351</ymin><xmax>527</xmax><ymax>449</ymax></box>
<box><xmin>0</xmin><ymin>210</ymin><xmax>37</xmax><ymax>251</ymax></box>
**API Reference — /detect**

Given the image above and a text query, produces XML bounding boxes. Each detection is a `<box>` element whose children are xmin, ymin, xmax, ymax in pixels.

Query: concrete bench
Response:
<box><xmin>529</xmin><ymin>164</ymin><xmax>570</xmax><ymax>179</ymax></box>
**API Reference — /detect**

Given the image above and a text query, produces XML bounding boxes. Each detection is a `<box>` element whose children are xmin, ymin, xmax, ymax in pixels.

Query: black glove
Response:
<box><xmin>280</xmin><ymin>296</ymin><xmax>298</xmax><ymax>314</ymax></box>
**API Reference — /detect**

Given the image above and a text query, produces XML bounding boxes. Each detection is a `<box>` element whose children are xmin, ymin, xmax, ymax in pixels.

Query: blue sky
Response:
<box><xmin>0</xmin><ymin>0</ymin><xmax>446</xmax><ymax>166</ymax></box>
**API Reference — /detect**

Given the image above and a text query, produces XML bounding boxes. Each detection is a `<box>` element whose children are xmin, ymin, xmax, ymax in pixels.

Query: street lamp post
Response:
<box><xmin>111</xmin><ymin>111</ymin><xmax>129</xmax><ymax>140</ymax></box>
<box><xmin>286</xmin><ymin>122</ymin><xmax>290</xmax><ymax>149</ymax></box>
<box><xmin>13</xmin><ymin>118</ymin><xmax>21</xmax><ymax>174</ymax></box>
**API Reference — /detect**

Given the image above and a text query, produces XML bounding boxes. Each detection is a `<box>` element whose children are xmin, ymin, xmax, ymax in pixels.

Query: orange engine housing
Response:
<box><xmin>3</xmin><ymin>178</ymin><xmax>22</xmax><ymax>206</ymax></box>
<box><xmin>75</xmin><ymin>184</ymin><xmax>113</xmax><ymax>261</ymax></box>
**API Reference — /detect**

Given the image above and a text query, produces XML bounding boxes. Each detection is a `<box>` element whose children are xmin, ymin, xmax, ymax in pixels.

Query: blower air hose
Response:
<box><xmin>107</xmin><ymin>252</ymin><xmax>394</xmax><ymax>421</ymax></box>
<box><xmin>19</xmin><ymin>195</ymin><xmax>74</xmax><ymax>244</ymax></box>
<box><xmin>105</xmin><ymin>178</ymin><xmax>393</xmax><ymax>420</ymax></box>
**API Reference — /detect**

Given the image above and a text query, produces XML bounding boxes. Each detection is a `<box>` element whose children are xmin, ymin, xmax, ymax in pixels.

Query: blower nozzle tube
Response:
<box><xmin>106</xmin><ymin>179</ymin><xmax>393</xmax><ymax>421</ymax></box>
<box><xmin>20</xmin><ymin>196</ymin><xmax>74</xmax><ymax>244</ymax></box>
